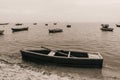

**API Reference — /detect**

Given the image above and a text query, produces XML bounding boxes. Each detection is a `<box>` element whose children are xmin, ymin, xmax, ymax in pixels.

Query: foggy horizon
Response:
<box><xmin>0</xmin><ymin>0</ymin><xmax>120</xmax><ymax>23</ymax></box>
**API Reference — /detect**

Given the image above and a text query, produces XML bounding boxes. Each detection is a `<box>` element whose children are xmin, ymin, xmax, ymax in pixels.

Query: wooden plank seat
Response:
<box><xmin>48</xmin><ymin>51</ymin><xmax>56</xmax><ymax>56</ymax></box>
<box><xmin>68</xmin><ymin>51</ymin><xmax>71</xmax><ymax>58</ymax></box>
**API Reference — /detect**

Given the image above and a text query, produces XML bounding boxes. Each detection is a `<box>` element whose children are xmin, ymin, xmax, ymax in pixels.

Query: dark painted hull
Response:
<box><xmin>12</xmin><ymin>27</ymin><xmax>28</xmax><ymax>32</ymax></box>
<box><xmin>15</xmin><ymin>23</ymin><xmax>23</xmax><ymax>26</ymax></box>
<box><xmin>66</xmin><ymin>25</ymin><xmax>71</xmax><ymax>28</ymax></box>
<box><xmin>20</xmin><ymin>50</ymin><xmax>103</xmax><ymax>68</ymax></box>
<box><xmin>49</xmin><ymin>29</ymin><xmax>63</xmax><ymax>33</ymax></box>
<box><xmin>101</xmin><ymin>28</ymin><xmax>113</xmax><ymax>31</ymax></box>
<box><xmin>116</xmin><ymin>24</ymin><xmax>120</xmax><ymax>27</ymax></box>
<box><xmin>33</xmin><ymin>23</ymin><xmax>37</xmax><ymax>25</ymax></box>
<box><xmin>45</xmin><ymin>24</ymin><xmax>48</xmax><ymax>26</ymax></box>
<box><xmin>101</xmin><ymin>24</ymin><xmax>109</xmax><ymax>28</ymax></box>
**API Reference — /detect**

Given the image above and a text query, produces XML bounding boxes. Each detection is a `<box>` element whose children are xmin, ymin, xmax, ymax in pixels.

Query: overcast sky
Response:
<box><xmin>0</xmin><ymin>0</ymin><xmax>120</xmax><ymax>22</ymax></box>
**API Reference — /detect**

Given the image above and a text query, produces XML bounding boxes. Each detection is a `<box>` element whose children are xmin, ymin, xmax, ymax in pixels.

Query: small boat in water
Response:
<box><xmin>49</xmin><ymin>28</ymin><xmax>63</xmax><ymax>33</ymax></box>
<box><xmin>0</xmin><ymin>30</ymin><xmax>4</xmax><ymax>34</ymax></box>
<box><xmin>15</xmin><ymin>23</ymin><xmax>23</xmax><ymax>26</ymax></box>
<box><xmin>66</xmin><ymin>25</ymin><xmax>71</xmax><ymax>28</ymax></box>
<box><xmin>45</xmin><ymin>24</ymin><xmax>48</xmax><ymax>26</ymax></box>
<box><xmin>0</xmin><ymin>23</ymin><xmax>9</xmax><ymax>25</ymax></box>
<box><xmin>116</xmin><ymin>24</ymin><xmax>120</xmax><ymax>27</ymax></box>
<box><xmin>33</xmin><ymin>23</ymin><xmax>37</xmax><ymax>25</ymax></box>
<box><xmin>11</xmin><ymin>27</ymin><xmax>28</xmax><ymax>32</ymax></box>
<box><xmin>53</xmin><ymin>23</ymin><xmax>57</xmax><ymax>25</ymax></box>
<box><xmin>101</xmin><ymin>28</ymin><xmax>114</xmax><ymax>31</ymax></box>
<box><xmin>101</xmin><ymin>24</ymin><xmax>109</xmax><ymax>28</ymax></box>
<box><xmin>101</xmin><ymin>24</ymin><xmax>114</xmax><ymax>31</ymax></box>
<box><xmin>20</xmin><ymin>47</ymin><xmax>103</xmax><ymax>68</ymax></box>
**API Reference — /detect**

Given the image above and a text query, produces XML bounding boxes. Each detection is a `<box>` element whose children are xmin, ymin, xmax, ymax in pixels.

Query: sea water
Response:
<box><xmin>0</xmin><ymin>22</ymin><xmax>120</xmax><ymax>80</ymax></box>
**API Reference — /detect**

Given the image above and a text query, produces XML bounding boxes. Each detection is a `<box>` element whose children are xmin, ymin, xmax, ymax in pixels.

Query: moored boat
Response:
<box><xmin>45</xmin><ymin>24</ymin><xmax>48</xmax><ymax>26</ymax></box>
<box><xmin>100</xmin><ymin>28</ymin><xmax>114</xmax><ymax>31</ymax></box>
<box><xmin>11</xmin><ymin>27</ymin><xmax>28</xmax><ymax>32</ymax></box>
<box><xmin>33</xmin><ymin>23</ymin><xmax>37</xmax><ymax>25</ymax></box>
<box><xmin>20</xmin><ymin>47</ymin><xmax>103</xmax><ymax>68</ymax></box>
<box><xmin>116</xmin><ymin>24</ymin><xmax>120</xmax><ymax>27</ymax></box>
<box><xmin>101</xmin><ymin>24</ymin><xmax>109</xmax><ymax>28</ymax></box>
<box><xmin>101</xmin><ymin>24</ymin><xmax>114</xmax><ymax>31</ymax></box>
<box><xmin>15</xmin><ymin>23</ymin><xmax>23</xmax><ymax>26</ymax></box>
<box><xmin>53</xmin><ymin>23</ymin><xmax>57</xmax><ymax>25</ymax></box>
<box><xmin>49</xmin><ymin>28</ymin><xmax>63</xmax><ymax>33</ymax></box>
<box><xmin>66</xmin><ymin>25</ymin><xmax>71</xmax><ymax>28</ymax></box>
<box><xmin>0</xmin><ymin>30</ymin><xmax>4</xmax><ymax>34</ymax></box>
<box><xmin>0</xmin><ymin>23</ymin><xmax>9</xmax><ymax>25</ymax></box>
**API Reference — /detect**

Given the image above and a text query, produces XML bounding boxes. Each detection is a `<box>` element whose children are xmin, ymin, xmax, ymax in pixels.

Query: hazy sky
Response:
<box><xmin>0</xmin><ymin>0</ymin><xmax>120</xmax><ymax>22</ymax></box>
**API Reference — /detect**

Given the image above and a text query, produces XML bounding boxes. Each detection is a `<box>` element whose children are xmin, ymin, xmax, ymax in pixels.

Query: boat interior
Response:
<box><xmin>29</xmin><ymin>50</ymin><xmax>89</xmax><ymax>58</ymax></box>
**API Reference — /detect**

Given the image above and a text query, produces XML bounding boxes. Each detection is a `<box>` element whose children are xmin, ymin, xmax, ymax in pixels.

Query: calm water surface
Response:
<box><xmin>0</xmin><ymin>23</ymin><xmax>120</xmax><ymax>80</ymax></box>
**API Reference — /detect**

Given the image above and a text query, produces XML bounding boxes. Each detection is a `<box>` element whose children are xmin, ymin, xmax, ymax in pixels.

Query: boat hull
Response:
<box><xmin>116</xmin><ymin>24</ymin><xmax>120</xmax><ymax>27</ymax></box>
<box><xmin>15</xmin><ymin>23</ymin><xmax>23</xmax><ymax>26</ymax></box>
<box><xmin>20</xmin><ymin>50</ymin><xmax>103</xmax><ymax>68</ymax></box>
<box><xmin>49</xmin><ymin>29</ymin><xmax>63</xmax><ymax>33</ymax></box>
<box><xmin>0</xmin><ymin>23</ymin><xmax>9</xmax><ymax>25</ymax></box>
<box><xmin>12</xmin><ymin>27</ymin><xmax>28</xmax><ymax>32</ymax></box>
<box><xmin>101</xmin><ymin>28</ymin><xmax>113</xmax><ymax>31</ymax></box>
<box><xmin>66</xmin><ymin>25</ymin><xmax>71</xmax><ymax>28</ymax></box>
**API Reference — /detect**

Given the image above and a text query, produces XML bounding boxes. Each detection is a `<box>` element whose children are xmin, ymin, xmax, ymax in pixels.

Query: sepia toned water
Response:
<box><xmin>0</xmin><ymin>23</ymin><xmax>120</xmax><ymax>80</ymax></box>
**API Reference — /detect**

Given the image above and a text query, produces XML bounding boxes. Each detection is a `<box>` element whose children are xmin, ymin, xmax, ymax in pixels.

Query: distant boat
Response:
<box><xmin>53</xmin><ymin>23</ymin><xmax>57</xmax><ymax>25</ymax></box>
<box><xmin>11</xmin><ymin>27</ymin><xmax>28</xmax><ymax>32</ymax></box>
<box><xmin>49</xmin><ymin>28</ymin><xmax>63</xmax><ymax>33</ymax></box>
<box><xmin>101</xmin><ymin>24</ymin><xmax>109</xmax><ymax>28</ymax></box>
<box><xmin>45</xmin><ymin>24</ymin><xmax>48</xmax><ymax>26</ymax></box>
<box><xmin>0</xmin><ymin>23</ymin><xmax>9</xmax><ymax>25</ymax></box>
<box><xmin>15</xmin><ymin>23</ymin><xmax>23</xmax><ymax>26</ymax></box>
<box><xmin>33</xmin><ymin>23</ymin><xmax>37</xmax><ymax>25</ymax></box>
<box><xmin>66</xmin><ymin>25</ymin><xmax>71</xmax><ymax>28</ymax></box>
<box><xmin>20</xmin><ymin>46</ymin><xmax>103</xmax><ymax>68</ymax></box>
<box><xmin>101</xmin><ymin>24</ymin><xmax>114</xmax><ymax>31</ymax></box>
<box><xmin>101</xmin><ymin>28</ymin><xmax>114</xmax><ymax>31</ymax></box>
<box><xmin>0</xmin><ymin>30</ymin><xmax>4</xmax><ymax>34</ymax></box>
<box><xmin>116</xmin><ymin>24</ymin><xmax>120</xmax><ymax>27</ymax></box>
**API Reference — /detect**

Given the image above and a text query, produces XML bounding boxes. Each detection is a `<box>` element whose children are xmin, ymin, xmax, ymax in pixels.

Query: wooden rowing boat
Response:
<box><xmin>20</xmin><ymin>47</ymin><xmax>103</xmax><ymax>68</ymax></box>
